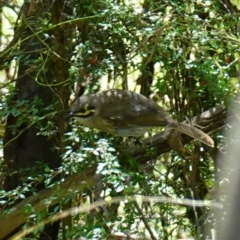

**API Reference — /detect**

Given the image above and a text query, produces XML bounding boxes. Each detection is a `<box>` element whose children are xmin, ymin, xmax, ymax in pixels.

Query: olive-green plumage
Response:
<box><xmin>67</xmin><ymin>89</ymin><xmax>214</xmax><ymax>147</ymax></box>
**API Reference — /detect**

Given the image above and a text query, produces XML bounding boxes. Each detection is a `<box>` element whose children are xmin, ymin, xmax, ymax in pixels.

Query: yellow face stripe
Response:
<box><xmin>76</xmin><ymin>105</ymin><xmax>95</xmax><ymax>116</ymax></box>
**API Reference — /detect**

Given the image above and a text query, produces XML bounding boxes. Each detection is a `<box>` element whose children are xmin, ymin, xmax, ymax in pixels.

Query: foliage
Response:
<box><xmin>0</xmin><ymin>0</ymin><xmax>239</xmax><ymax>239</ymax></box>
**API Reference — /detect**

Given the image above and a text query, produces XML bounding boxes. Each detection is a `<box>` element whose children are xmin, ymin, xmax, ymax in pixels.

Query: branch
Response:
<box><xmin>0</xmin><ymin>25</ymin><xmax>25</xmax><ymax>70</ymax></box>
<box><xmin>132</xmin><ymin>105</ymin><xmax>226</xmax><ymax>164</ymax></box>
<box><xmin>0</xmin><ymin>169</ymin><xmax>95</xmax><ymax>238</ymax></box>
<box><xmin>0</xmin><ymin>105</ymin><xmax>226</xmax><ymax>239</ymax></box>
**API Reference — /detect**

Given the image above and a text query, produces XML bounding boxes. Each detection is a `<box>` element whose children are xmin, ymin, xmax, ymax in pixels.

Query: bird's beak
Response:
<box><xmin>65</xmin><ymin>112</ymin><xmax>74</xmax><ymax>121</ymax></box>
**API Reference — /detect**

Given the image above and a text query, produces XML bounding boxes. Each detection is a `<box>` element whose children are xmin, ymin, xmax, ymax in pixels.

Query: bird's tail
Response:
<box><xmin>167</xmin><ymin>121</ymin><xmax>214</xmax><ymax>147</ymax></box>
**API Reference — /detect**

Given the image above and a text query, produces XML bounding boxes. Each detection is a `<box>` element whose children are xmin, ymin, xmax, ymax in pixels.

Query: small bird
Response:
<box><xmin>66</xmin><ymin>89</ymin><xmax>214</xmax><ymax>147</ymax></box>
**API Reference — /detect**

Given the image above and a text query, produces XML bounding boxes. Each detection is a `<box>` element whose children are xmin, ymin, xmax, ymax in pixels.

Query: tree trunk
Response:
<box><xmin>3</xmin><ymin>1</ymin><xmax>72</xmax><ymax>239</ymax></box>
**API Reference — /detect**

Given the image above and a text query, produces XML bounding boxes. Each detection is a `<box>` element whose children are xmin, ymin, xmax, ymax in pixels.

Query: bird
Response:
<box><xmin>66</xmin><ymin>89</ymin><xmax>214</xmax><ymax>147</ymax></box>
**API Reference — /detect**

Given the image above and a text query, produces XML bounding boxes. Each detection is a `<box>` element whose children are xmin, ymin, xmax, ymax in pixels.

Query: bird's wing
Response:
<box><xmin>96</xmin><ymin>90</ymin><xmax>169</xmax><ymax>128</ymax></box>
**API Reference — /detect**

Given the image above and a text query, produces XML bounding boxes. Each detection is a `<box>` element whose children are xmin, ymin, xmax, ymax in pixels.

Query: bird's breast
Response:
<box><xmin>74</xmin><ymin>115</ymin><xmax>115</xmax><ymax>134</ymax></box>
